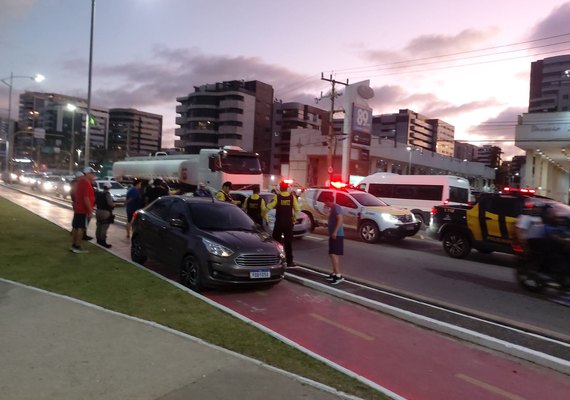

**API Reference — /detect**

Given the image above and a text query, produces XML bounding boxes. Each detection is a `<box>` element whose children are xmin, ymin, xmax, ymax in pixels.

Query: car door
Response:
<box><xmin>481</xmin><ymin>196</ymin><xmax>518</xmax><ymax>244</ymax></box>
<box><xmin>161</xmin><ymin>198</ymin><xmax>191</xmax><ymax>268</ymax></box>
<box><xmin>314</xmin><ymin>190</ymin><xmax>333</xmax><ymax>225</ymax></box>
<box><xmin>335</xmin><ymin>192</ymin><xmax>359</xmax><ymax>230</ymax></box>
<box><xmin>141</xmin><ymin>198</ymin><xmax>173</xmax><ymax>263</ymax></box>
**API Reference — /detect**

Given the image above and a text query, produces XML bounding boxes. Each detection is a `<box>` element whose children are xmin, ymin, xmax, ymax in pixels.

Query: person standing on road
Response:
<box><xmin>243</xmin><ymin>184</ymin><xmax>267</xmax><ymax>227</ymax></box>
<box><xmin>95</xmin><ymin>182</ymin><xmax>115</xmax><ymax>248</ymax></box>
<box><xmin>266</xmin><ymin>181</ymin><xmax>299</xmax><ymax>267</ymax></box>
<box><xmin>323</xmin><ymin>193</ymin><xmax>344</xmax><ymax>284</ymax></box>
<box><xmin>70</xmin><ymin>167</ymin><xmax>96</xmax><ymax>253</ymax></box>
<box><xmin>125</xmin><ymin>179</ymin><xmax>144</xmax><ymax>239</ymax></box>
<box><xmin>215</xmin><ymin>181</ymin><xmax>240</xmax><ymax>205</ymax></box>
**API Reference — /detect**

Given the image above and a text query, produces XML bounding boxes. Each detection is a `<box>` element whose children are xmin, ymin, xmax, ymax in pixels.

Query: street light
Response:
<box><xmin>406</xmin><ymin>146</ymin><xmax>419</xmax><ymax>175</ymax></box>
<box><xmin>67</xmin><ymin>104</ymin><xmax>77</xmax><ymax>174</ymax></box>
<box><xmin>1</xmin><ymin>72</ymin><xmax>45</xmax><ymax>182</ymax></box>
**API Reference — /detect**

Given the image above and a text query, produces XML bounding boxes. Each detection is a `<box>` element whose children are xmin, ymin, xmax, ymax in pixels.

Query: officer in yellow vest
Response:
<box><xmin>266</xmin><ymin>181</ymin><xmax>300</xmax><ymax>267</ymax></box>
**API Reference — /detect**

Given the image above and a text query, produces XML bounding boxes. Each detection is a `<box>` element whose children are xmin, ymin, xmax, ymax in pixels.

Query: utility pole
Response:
<box><xmin>316</xmin><ymin>73</ymin><xmax>348</xmax><ymax>184</ymax></box>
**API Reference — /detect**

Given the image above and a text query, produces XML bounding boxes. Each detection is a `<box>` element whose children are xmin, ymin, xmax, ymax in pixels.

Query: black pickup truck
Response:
<box><xmin>427</xmin><ymin>191</ymin><xmax>544</xmax><ymax>258</ymax></box>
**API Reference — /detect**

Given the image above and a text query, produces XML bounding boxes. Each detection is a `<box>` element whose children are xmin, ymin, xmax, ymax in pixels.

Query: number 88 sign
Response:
<box><xmin>352</xmin><ymin>104</ymin><xmax>372</xmax><ymax>134</ymax></box>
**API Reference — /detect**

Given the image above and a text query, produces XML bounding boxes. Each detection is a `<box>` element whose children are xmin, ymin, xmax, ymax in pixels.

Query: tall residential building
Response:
<box><xmin>371</xmin><ymin>109</ymin><xmax>455</xmax><ymax>155</ymax></box>
<box><xmin>18</xmin><ymin>92</ymin><xmax>109</xmax><ymax>167</ymax></box>
<box><xmin>528</xmin><ymin>55</ymin><xmax>570</xmax><ymax>113</ymax></box>
<box><xmin>454</xmin><ymin>141</ymin><xmax>479</xmax><ymax>161</ymax></box>
<box><xmin>476</xmin><ymin>145</ymin><xmax>502</xmax><ymax>169</ymax></box>
<box><xmin>176</xmin><ymin>80</ymin><xmax>274</xmax><ymax>172</ymax></box>
<box><xmin>271</xmin><ymin>101</ymin><xmax>329</xmax><ymax>175</ymax></box>
<box><xmin>108</xmin><ymin>108</ymin><xmax>162</xmax><ymax>158</ymax></box>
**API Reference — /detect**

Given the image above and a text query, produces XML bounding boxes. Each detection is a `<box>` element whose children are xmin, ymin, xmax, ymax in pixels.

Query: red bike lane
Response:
<box><xmin>2</xmin><ymin>187</ymin><xmax>569</xmax><ymax>399</ymax></box>
<box><xmin>207</xmin><ymin>281</ymin><xmax>570</xmax><ymax>400</ymax></box>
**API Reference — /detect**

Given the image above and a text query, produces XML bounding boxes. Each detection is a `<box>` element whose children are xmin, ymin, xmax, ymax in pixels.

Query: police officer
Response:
<box><xmin>243</xmin><ymin>184</ymin><xmax>267</xmax><ymax>227</ymax></box>
<box><xmin>216</xmin><ymin>181</ymin><xmax>240</xmax><ymax>205</ymax></box>
<box><xmin>266</xmin><ymin>181</ymin><xmax>300</xmax><ymax>267</ymax></box>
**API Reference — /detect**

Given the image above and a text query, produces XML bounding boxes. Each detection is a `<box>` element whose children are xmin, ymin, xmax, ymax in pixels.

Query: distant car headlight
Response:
<box><xmin>381</xmin><ymin>213</ymin><xmax>399</xmax><ymax>223</ymax></box>
<box><xmin>43</xmin><ymin>182</ymin><xmax>54</xmax><ymax>191</ymax></box>
<box><xmin>202</xmin><ymin>238</ymin><xmax>234</xmax><ymax>257</ymax></box>
<box><xmin>63</xmin><ymin>183</ymin><xmax>71</xmax><ymax>193</ymax></box>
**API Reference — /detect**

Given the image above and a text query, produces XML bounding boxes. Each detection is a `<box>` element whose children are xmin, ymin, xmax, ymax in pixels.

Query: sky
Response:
<box><xmin>2</xmin><ymin>0</ymin><xmax>570</xmax><ymax>160</ymax></box>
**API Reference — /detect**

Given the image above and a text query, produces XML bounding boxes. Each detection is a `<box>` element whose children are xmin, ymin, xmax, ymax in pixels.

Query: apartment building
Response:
<box><xmin>528</xmin><ymin>54</ymin><xmax>570</xmax><ymax>113</ymax></box>
<box><xmin>108</xmin><ymin>108</ymin><xmax>162</xmax><ymax>158</ymax></box>
<box><xmin>176</xmin><ymin>80</ymin><xmax>274</xmax><ymax>172</ymax></box>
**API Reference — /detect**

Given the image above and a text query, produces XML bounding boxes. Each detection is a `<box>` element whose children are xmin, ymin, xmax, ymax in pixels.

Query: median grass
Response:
<box><xmin>0</xmin><ymin>196</ymin><xmax>386</xmax><ymax>400</ymax></box>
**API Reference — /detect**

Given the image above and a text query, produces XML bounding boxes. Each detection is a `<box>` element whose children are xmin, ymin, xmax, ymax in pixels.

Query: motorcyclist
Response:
<box><xmin>542</xmin><ymin>206</ymin><xmax>570</xmax><ymax>289</ymax></box>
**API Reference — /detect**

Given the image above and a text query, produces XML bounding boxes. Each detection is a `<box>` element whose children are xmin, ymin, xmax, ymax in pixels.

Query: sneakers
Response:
<box><xmin>326</xmin><ymin>273</ymin><xmax>335</xmax><ymax>281</ymax></box>
<box><xmin>70</xmin><ymin>245</ymin><xmax>88</xmax><ymax>254</ymax></box>
<box><xmin>330</xmin><ymin>275</ymin><xmax>344</xmax><ymax>285</ymax></box>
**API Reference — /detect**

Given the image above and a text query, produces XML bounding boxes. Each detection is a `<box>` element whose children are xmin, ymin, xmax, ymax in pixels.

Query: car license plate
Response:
<box><xmin>250</xmin><ymin>270</ymin><xmax>270</xmax><ymax>279</ymax></box>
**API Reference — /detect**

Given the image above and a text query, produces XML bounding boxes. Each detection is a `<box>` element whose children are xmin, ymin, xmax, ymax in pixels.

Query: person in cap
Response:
<box><xmin>126</xmin><ymin>179</ymin><xmax>145</xmax><ymax>238</ymax></box>
<box><xmin>95</xmin><ymin>181</ymin><xmax>115</xmax><ymax>248</ymax></box>
<box><xmin>215</xmin><ymin>181</ymin><xmax>240</xmax><ymax>205</ymax></box>
<box><xmin>194</xmin><ymin>182</ymin><xmax>212</xmax><ymax>198</ymax></box>
<box><xmin>242</xmin><ymin>184</ymin><xmax>268</xmax><ymax>227</ymax></box>
<box><xmin>70</xmin><ymin>167</ymin><xmax>96</xmax><ymax>253</ymax></box>
<box><xmin>266</xmin><ymin>181</ymin><xmax>300</xmax><ymax>267</ymax></box>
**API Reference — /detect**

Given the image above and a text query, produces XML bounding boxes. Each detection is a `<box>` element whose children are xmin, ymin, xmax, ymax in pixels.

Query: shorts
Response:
<box><xmin>328</xmin><ymin>236</ymin><xmax>344</xmax><ymax>255</ymax></box>
<box><xmin>72</xmin><ymin>213</ymin><xmax>88</xmax><ymax>229</ymax></box>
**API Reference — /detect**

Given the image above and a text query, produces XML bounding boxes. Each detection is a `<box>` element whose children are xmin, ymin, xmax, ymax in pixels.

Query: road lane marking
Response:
<box><xmin>456</xmin><ymin>373</ymin><xmax>526</xmax><ymax>400</ymax></box>
<box><xmin>309</xmin><ymin>313</ymin><xmax>374</xmax><ymax>341</ymax></box>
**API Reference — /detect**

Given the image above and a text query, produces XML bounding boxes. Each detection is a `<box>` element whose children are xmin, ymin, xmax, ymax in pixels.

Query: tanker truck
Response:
<box><xmin>112</xmin><ymin>146</ymin><xmax>263</xmax><ymax>193</ymax></box>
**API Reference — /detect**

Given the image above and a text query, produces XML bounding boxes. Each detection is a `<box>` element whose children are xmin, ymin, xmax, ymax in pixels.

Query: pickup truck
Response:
<box><xmin>427</xmin><ymin>190</ymin><xmax>544</xmax><ymax>258</ymax></box>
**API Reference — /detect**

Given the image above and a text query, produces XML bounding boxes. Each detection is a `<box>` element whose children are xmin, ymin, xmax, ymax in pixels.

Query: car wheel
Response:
<box><xmin>413</xmin><ymin>213</ymin><xmax>425</xmax><ymax>228</ymax></box>
<box><xmin>180</xmin><ymin>254</ymin><xmax>203</xmax><ymax>292</ymax></box>
<box><xmin>442</xmin><ymin>230</ymin><xmax>471</xmax><ymax>258</ymax></box>
<box><xmin>303</xmin><ymin>211</ymin><xmax>316</xmax><ymax>232</ymax></box>
<box><xmin>360</xmin><ymin>221</ymin><xmax>380</xmax><ymax>243</ymax></box>
<box><xmin>130</xmin><ymin>235</ymin><xmax>147</xmax><ymax>264</ymax></box>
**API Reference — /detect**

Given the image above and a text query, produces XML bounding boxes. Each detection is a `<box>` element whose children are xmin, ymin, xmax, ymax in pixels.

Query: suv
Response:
<box><xmin>300</xmin><ymin>187</ymin><xmax>421</xmax><ymax>243</ymax></box>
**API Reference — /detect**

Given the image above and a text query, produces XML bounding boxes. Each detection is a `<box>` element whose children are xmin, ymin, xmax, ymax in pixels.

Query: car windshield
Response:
<box><xmin>189</xmin><ymin>203</ymin><xmax>256</xmax><ymax>231</ymax></box>
<box><xmin>108</xmin><ymin>182</ymin><xmax>125</xmax><ymax>189</ymax></box>
<box><xmin>349</xmin><ymin>191</ymin><xmax>389</xmax><ymax>206</ymax></box>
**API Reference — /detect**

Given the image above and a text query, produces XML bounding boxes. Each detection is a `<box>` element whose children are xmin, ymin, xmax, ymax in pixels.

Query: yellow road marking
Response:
<box><xmin>309</xmin><ymin>313</ymin><xmax>374</xmax><ymax>341</ymax></box>
<box><xmin>456</xmin><ymin>373</ymin><xmax>526</xmax><ymax>400</ymax></box>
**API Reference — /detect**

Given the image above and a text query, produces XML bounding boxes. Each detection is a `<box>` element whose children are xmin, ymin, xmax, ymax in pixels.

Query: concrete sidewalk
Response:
<box><xmin>0</xmin><ymin>279</ymin><xmax>357</xmax><ymax>400</ymax></box>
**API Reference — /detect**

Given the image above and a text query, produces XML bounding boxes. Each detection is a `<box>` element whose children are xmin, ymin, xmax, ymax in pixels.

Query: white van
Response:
<box><xmin>356</xmin><ymin>173</ymin><xmax>471</xmax><ymax>225</ymax></box>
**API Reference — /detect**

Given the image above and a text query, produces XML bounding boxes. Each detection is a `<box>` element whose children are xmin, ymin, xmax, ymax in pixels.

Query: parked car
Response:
<box><xmin>230</xmin><ymin>190</ymin><xmax>311</xmax><ymax>238</ymax></box>
<box><xmin>130</xmin><ymin>196</ymin><xmax>286</xmax><ymax>291</ymax></box>
<box><xmin>93</xmin><ymin>180</ymin><xmax>127</xmax><ymax>205</ymax></box>
<box><xmin>300</xmin><ymin>187</ymin><xmax>421</xmax><ymax>243</ymax></box>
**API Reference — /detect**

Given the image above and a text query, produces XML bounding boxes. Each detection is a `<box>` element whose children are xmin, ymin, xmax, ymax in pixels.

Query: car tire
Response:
<box><xmin>180</xmin><ymin>254</ymin><xmax>203</xmax><ymax>292</ymax></box>
<box><xmin>303</xmin><ymin>211</ymin><xmax>316</xmax><ymax>232</ymax></box>
<box><xmin>360</xmin><ymin>221</ymin><xmax>380</xmax><ymax>243</ymax></box>
<box><xmin>442</xmin><ymin>230</ymin><xmax>471</xmax><ymax>258</ymax></box>
<box><xmin>413</xmin><ymin>213</ymin><xmax>425</xmax><ymax>228</ymax></box>
<box><xmin>130</xmin><ymin>235</ymin><xmax>147</xmax><ymax>264</ymax></box>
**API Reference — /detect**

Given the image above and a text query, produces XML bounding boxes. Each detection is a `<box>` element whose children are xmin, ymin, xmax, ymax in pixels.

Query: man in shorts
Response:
<box><xmin>323</xmin><ymin>192</ymin><xmax>344</xmax><ymax>284</ymax></box>
<box><xmin>71</xmin><ymin>167</ymin><xmax>96</xmax><ymax>253</ymax></box>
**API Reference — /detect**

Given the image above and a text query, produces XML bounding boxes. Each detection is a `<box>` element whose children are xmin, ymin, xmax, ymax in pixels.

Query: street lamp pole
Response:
<box><xmin>67</xmin><ymin>104</ymin><xmax>77</xmax><ymax>174</ymax></box>
<box><xmin>84</xmin><ymin>0</ymin><xmax>96</xmax><ymax>168</ymax></box>
<box><xmin>1</xmin><ymin>72</ymin><xmax>45</xmax><ymax>182</ymax></box>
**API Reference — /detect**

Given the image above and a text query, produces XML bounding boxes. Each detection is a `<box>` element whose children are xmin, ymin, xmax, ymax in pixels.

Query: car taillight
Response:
<box><xmin>430</xmin><ymin>207</ymin><xmax>437</xmax><ymax>215</ymax></box>
<box><xmin>132</xmin><ymin>211</ymin><xmax>139</xmax><ymax>221</ymax></box>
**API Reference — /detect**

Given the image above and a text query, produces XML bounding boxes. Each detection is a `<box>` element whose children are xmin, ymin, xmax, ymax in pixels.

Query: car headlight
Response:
<box><xmin>63</xmin><ymin>183</ymin><xmax>71</xmax><ymax>192</ymax></box>
<box><xmin>202</xmin><ymin>238</ymin><xmax>234</xmax><ymax>257</ymax></box>
<box><xmin>381</xmin><ymin>213</ymin><xmax>399</xmax><ymax>223</ymax></box>
<box><xmin>275</xmin><ymin>242</ymin><xmax>285</xmax><ymax>259</ymax></box>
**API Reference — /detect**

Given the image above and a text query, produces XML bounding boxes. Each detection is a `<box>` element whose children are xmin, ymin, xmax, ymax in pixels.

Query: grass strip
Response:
<box><xmin>0</xmin><ymin>196</ymin><xmax>386</xmax><ymax>399</ymax></box>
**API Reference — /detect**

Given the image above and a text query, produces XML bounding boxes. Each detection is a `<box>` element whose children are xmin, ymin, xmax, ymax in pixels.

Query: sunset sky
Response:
<box><xmin>2</xmin><ymin>0</ymin><xmax>570</xmax><ymax>160</ymax></box>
